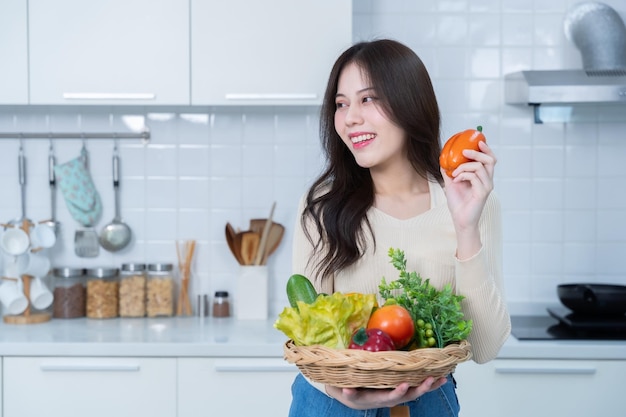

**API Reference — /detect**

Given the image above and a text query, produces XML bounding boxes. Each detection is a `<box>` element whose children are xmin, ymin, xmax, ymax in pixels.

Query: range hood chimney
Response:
<box><xmin>505</xmin><ymin>2</ymin><xmax>626</xmax><ymax>118</ymax></box>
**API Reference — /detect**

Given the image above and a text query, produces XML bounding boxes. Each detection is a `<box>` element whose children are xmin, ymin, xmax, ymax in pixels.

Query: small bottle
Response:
<box><xmin>86</xmin><ymin>267</ymin><xmax>119</xmax><ymax>319</ymax></box>
<box><xmin>118</xmin><ymin>263</ymin><xmax>146</xmax><ymax>318</ymax></box>
<box><xmin>146</xmin><ymin>263</ymin><xmax>174</xmax><ymax>317</ymax></box>
<box><xmin>212</xmin><ymin>291</ymin><xmax>230</xmax><ymax>318</ymax></box>
<box><xmin>52</xmin><ymin>267</ymin><xmax>86</xmax><ymax>319</ymax></box>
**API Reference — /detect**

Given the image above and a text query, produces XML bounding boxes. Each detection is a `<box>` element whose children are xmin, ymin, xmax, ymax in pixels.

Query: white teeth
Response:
<box><xmin>351</xmin><ymin>134</ymin><xmax>375</xmax><ymax>143</ymax></box>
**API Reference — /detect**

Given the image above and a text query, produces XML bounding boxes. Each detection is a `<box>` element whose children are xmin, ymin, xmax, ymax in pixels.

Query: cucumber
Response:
<box><xmin>286</xmin><ymin>274</ymin><xmax>318</xmax><ymax>309</ymax></box>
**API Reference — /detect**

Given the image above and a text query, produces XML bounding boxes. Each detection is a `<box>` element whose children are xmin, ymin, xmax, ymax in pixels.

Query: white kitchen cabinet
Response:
<box><xmin>0</xmin><ymin>358</ymin><xmax>3</xmax><ymax>417</ymax></box>
<box><xmin>0</xmin><ymin>0</ymin><xmax>28</xmax><ymax>104</ymax></box>
<box><xmin>178</xmin><ymin>357</ymin><xmax>299</xmax><ymax>416</ymax></box>
<box><xmin>191</xmin><ymin>0</ymin><xmax>352</xmax><ymax>105</ymax></box>
<box><xmin>28</xmin><ymin>0</ymin><xmax>189</xmax><ymax>105</ymax></box>
<box><xmin>3</xmin><ymin>357</ymin><xmax>177</xmax><ymax>417</ymax></box>
<box><xmin>454</xmin><ymin>359</ymin><xmax>626</xmax><ymax>417</ymax></box>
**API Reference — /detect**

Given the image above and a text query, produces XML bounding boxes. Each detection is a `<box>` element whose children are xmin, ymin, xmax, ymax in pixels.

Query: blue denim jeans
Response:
<box><xmin>288</xmin><ymin>373</ymin><xmax>459</xmax><ymax>417</ymax></box>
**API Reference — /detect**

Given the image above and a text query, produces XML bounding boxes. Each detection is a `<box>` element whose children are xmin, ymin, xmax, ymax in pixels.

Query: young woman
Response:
<box><xmin>290</xmin><ymin>39</ymin><xmax>511</xmax><ymax>416</ymax></box>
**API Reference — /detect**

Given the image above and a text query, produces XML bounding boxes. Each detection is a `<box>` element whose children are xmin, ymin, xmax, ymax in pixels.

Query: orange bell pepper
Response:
<box><xmin>439</xmin><ymin>126</ymin><xmax>486</xmax><ymax>177</ymax></box>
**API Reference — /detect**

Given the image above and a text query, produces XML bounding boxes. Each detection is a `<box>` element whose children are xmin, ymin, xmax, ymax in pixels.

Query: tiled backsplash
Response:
<box><xmin>1</xmin><ymin>0</ymin><xmax>626</xmax><ymax>317</ymax></box>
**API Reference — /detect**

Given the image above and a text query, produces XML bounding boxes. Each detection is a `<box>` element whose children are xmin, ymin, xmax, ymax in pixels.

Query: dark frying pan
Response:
<box><xmin>558</xmin><ymin>284</ymin><xmax>626</xmax><ymax>316</ymax></box>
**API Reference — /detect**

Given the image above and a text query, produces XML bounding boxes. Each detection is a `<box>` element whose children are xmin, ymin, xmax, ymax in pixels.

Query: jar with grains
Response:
<box><xmin>52</xmin><ymin>267</ymin><xmax>86</xmax><ymax>319</ymax></box>
<box><xmin>146</xmin><ymin>263</ymin><xmax>174</xmax><ymax>317</ymax></box>
<box><xmin>86</xmin><ymin>267</ymin><xmax>119</xmax><ymax>319</ymax></box>
<box><xmin>119</xmin><ymin>263</ymin><xmax>146</xmax><ymax>318</ymax></box>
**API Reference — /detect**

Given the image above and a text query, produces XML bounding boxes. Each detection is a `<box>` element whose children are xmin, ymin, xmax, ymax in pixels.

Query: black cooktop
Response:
<box><xmin>511</xmin><ymin>307</ymin><xmax>626</xmax><ymax>341</ymax></box>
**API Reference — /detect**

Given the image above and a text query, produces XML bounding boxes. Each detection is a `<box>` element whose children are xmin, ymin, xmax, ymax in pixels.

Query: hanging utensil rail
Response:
<box><xmin>0</xmin><ymin>131</ymin><xmax>150</xmax><ymax>143</ymax></box>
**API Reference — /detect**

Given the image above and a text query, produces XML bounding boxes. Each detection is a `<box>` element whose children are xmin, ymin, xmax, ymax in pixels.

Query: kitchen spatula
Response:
<box><xmin>74</xmin><ymin>226</ymin><xmax>100</xmax><ymax>258</ymax></box>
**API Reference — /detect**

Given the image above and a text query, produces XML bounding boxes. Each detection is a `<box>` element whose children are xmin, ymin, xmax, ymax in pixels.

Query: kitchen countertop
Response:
<box><xmin>0</xmin><ymin>316</ymin><xmax>624</xmax><ymax>360</ymax></box>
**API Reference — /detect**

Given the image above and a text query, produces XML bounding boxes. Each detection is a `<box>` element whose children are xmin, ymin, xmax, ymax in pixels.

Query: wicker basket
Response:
<box><xmin>284</xmin><ymin>339</ymin><xmax>472</xmax><ymax>388</ymax></box>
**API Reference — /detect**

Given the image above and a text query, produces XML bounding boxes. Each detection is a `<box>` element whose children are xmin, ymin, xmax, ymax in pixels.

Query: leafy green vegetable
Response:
<box><xmin>379</xmin><ymin>248</ymin><xmax>472</xmax><ymax>348</ymax></box>
<box><xmin>274</xmin><ymin>292</ymin><xmax>377</xmax><ymax>349</ymax></box>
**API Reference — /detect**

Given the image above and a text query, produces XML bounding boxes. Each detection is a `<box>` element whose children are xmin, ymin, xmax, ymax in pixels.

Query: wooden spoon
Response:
<box><xmin>250</xmin><ymin>219</ymin><xmax>285</xmax><ymax>264</ymax></box>
<box><xmin>240</xmin><ymin>231</ymin><xmax>260</xmax><ymax>265</ymax></box>
<box><xmin>225</xmin><ymin>223</ymin><xmax>244</xmax><ymax>265</ymax></box>
<box><xmin>261</xmin><ymin>223</ymin><xmax>284</xmax><ymax>264</ymax></box>
<box><xmin>254</xmin><ymin>202</ymin><xmax>276</xmax><ymax>265</ymax></box>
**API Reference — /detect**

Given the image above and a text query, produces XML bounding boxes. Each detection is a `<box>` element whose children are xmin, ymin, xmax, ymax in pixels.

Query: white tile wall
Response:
<box><xmin>1</xmin><ymin>0</ymin><xmax>625</xmax><ymax>317</ymax></box>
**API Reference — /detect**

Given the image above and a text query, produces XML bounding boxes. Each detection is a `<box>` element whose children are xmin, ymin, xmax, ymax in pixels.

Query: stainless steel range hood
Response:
<box><xmin>504</xmin><ymin>2</ymin><xmax>626</xmax><ymax>123</ymax></box>
<box><xmin>504</xmin><ymin>69</ymin><xmax>626</xmax><ymax>105</ymax></box>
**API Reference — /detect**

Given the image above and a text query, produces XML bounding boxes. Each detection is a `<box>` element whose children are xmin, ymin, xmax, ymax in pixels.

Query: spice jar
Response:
<box><xmin>52</xmin><ymin>267</ymin><xmax>86</xmax><ymax>319</ymax></box>
<box><xmin>119</xmin><ymin>263</ymin><xmax>146</xmax><ymax>318</ymax></box>
<box><xmin>212</xmin><ymin>291</ymin><xmax>230</xmax><ymax>318</ymax></box>
<box><xmin>86</xmin><ymin>267</ymin><xmax>119</xmax><ymax>319</ymax></box>
<box><xmin>146</xmin><ymin>263</ymin><xmax>174</xmax><ymax>317</ymax></box>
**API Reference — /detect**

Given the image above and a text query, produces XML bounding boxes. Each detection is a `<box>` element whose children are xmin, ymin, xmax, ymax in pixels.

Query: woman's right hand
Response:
<box><xmin>324</xmin><ymin>376</ymin><xmax>447</xmax><ymax>410</ymax></box>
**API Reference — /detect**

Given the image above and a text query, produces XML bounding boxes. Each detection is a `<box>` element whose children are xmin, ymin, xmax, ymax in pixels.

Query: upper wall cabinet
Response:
<box><xmin>191</xmin><ymin>0</ymin><xmax>352</xmax><ymax>106</ymax></box>
<box><xmin>28</xmin><ymin>0</ymin><xmax>190</xmax><ymax>105</ymax></box>
<box><xmin>0</xmin><ymin>0</ymin><xmax>28</xmax><ymax>104</ymax></box>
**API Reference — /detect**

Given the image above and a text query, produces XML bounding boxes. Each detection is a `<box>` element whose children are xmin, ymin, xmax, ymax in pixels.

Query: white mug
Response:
<box><xmin>0</xmin><ymin>227</ymin><xmax>30</xmax><ymax>256</ymax></box>
<box><xmin>30</xmin><ymin>223</ymin><xmax>56</xmax><ymax>249</ymax></box>
<box><xmin>0</xmin><ymin>278</ymin><xmax>28</xmax><ymax>315</ymax></box>
<box><xmin>14</xmin><ymin>252</ymin><xmax>51</xmax><ymax>278</ymax></box>
<box><xmin>30</xmin><ymin>276</ymin><xmax>53</xmax><ymax>310</ymax></box>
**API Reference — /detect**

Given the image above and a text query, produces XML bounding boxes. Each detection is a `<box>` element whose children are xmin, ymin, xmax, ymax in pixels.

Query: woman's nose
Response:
<box><xmin>344</xmin><ymin>103</ymin><xmax>363</xmax><ymax>126</ymax></box>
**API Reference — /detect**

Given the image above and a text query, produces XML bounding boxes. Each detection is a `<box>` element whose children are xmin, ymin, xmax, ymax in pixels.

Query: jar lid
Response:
<box><xmin>147</xmin><ymin>263</ymin><xmax>174</xmax><ymax>272</ymax></box>
<box><xmin>53</xmin><ymin>267</ymin><xmax>85</xmax><ymax>278</ymax></box>
<box><xmin>215</xmin><ymin>291</ymin><xmax>229</xmax><ymax>297</ymax></box>
<box><xmin>86</xmin><ymin>267</ymin><xmax>118</xmax><ymax>278</ymax></box>
<box><xmin>121</xmin><ymin>263</ymin><xmax>146</xmax><ymax>272</ymax></box>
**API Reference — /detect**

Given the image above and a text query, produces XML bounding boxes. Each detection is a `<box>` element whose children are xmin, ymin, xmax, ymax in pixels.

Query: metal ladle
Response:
<box><xmin>99</xmin><ymin>144</ymin><xmax>132</xmax><ymax>251</ymax></box>
<box><xmin>39</xmin><ymin>140</ymin><xmax>60</xmax><ymax>236</ymax></box>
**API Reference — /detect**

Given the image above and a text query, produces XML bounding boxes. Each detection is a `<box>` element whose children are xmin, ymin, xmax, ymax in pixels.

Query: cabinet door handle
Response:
<box><xmin>40</xmin><ymin>363</ymin><xmax>141</xmax><ymax>372</ymax></box>
<box><xmin>224</xmin><ymin>93</ymin><xmax>317</xmax><ymax>100</ymax></box>
<box><xmin>63</xmin><ymin>93</ymin><xmax>156</xmax><ymax>100</ymax></box>
<box><xmin>214</xmin><ymin>360</ymin><xmax>297</xmax><ymax>373</ymax></box>
<box><xmin>495</xmin><ymin>366</ymin><xmax>596</xmax><ymax>375</ymax></box>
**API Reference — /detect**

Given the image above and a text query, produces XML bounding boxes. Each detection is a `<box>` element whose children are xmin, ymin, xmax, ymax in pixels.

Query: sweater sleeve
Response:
<box><xmin>455</xmin><ymin>192</ymin><xmax>511</xmax><ymax>363</ymax></box>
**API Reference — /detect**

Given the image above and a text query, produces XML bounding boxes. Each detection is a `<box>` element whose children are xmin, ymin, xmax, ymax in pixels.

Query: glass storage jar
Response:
<box><xmin>118</xmin><ymin>263</ymin><xmax>146</xmax><ymax>317</ymax></box>
<box><xmin>146</xmin><ymin>263</ymin><xmax>174</xmax><ymax>317</ymax></box>
<box><xmin>86</xmin><ymin>267</ymin><xmax>119</xmax><ymax>319</ymax></box>
<box><xmin>52</xmin><ymin>267</ymin><xmax>86</xmax><ymax>319</ymax></box>
<box><xmin>212</xmin><ymin>291</ymin><xmax>231</xmax><ymax>318</ymax></box>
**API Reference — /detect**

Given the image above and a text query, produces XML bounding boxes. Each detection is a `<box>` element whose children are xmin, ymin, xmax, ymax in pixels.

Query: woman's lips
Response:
<box><xmin>350</xmin><ymin>133</ymin><xmax>376</xmax><ymax>149</ymax></box>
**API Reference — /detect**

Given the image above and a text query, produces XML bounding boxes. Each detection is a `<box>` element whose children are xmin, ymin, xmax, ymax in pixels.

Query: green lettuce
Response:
<box><xmin>274</xmin><ymin>292</ymin><xmax>377</xmax><ymax>349</ymax></box>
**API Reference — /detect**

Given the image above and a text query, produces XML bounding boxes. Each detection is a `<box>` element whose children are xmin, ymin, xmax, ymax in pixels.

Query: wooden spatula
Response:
<box><xmin>226</xmin><ymin>223</ymin><xmax>244</xmax><ymax>265</ymax></box>
<box><xmin>240</xmin><ymin>231</ymin><xmax>260</xmax><ymax>265</ymax></box>
<box><xmin>249</xmin><ymin>219</ymin><xmax>285</xmax><ymax>264</ymax></box>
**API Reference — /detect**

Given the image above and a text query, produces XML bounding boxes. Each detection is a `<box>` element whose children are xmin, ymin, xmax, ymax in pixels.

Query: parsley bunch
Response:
<box><xmin>378</xmin><ymin>248</ymin><xmax>472</xmax><ymax>348</ymax></box>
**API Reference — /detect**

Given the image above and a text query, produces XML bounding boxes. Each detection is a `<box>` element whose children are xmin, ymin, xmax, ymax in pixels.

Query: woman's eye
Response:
<box><xmin>363</xmin><ymin>96</ymin><xmax>376</xmax><ymax>103</ymax></box>
<box><xmin>335</xmin><ymin>102</ymin><xmax>347</xmax><ymax>109</ymax></box>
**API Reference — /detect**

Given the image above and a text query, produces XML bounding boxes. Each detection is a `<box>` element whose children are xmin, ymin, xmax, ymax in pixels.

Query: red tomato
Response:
<box><xmin>366</xmin><ymin>305</ymin><xmax>415</xmax><ymax>349</ymax></box>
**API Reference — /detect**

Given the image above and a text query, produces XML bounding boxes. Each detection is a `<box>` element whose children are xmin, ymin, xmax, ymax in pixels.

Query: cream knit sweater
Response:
<box><xmin>292</xmin><ymin>180</ymin><xmax>511</xmax><ymax>365</ymax></box>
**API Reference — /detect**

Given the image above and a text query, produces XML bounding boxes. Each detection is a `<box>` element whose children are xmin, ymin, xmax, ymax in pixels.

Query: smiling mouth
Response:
<box><xmin>351</xmin><ymin>133</ymin><xmax>376</xmax><ymax>144</ymax></box>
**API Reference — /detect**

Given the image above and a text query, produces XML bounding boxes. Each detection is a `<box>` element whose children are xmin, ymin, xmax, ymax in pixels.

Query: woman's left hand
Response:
<box><xmin>441</xmin><ymin>140</ymin><xmax>496</xmax><ymax>255</ymax></box>
<box><xmin>325</xmin><ymin>376</ymin><xmax>447</xmax><ymax>410</ymax></box>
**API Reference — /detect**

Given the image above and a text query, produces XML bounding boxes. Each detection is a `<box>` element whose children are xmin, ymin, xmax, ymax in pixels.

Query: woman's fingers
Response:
<box><xmin>327</xmin><ymin>377</ymin><xmax>447</xmax><ymax>410</ymax></box>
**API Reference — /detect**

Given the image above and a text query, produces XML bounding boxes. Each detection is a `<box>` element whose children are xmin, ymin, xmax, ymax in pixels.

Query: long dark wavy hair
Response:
<box><xmin>302</xmin><ymin>39</ymin><xmax>443</xmax><ymax>281</ymax></box>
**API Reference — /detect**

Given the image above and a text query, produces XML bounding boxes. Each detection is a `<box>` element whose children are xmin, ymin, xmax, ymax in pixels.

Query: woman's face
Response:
<box><xmin>334</xmin><ymin>62</ymin><xmax>407</xmax><ymax>171</ymax></box>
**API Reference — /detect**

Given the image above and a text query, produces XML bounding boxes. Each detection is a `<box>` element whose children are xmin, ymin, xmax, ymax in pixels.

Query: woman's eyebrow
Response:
<box><xmin>335</xmin><ymin>87</ymin><xmax>375</xmax><ymax>98</ymax></box>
